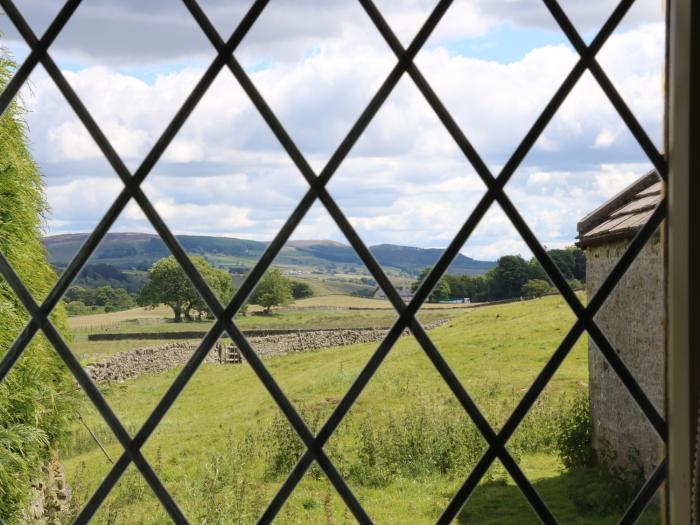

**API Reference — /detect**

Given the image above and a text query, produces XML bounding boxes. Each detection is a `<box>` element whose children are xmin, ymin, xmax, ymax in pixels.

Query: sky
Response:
<box><xmin>0</xmin><ymin>0</ymin><xmax>665</xmax><ymax>261</ymax></box>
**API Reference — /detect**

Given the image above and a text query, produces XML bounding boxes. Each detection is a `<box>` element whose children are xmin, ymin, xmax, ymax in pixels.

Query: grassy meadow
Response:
<box><xmin>67</xmin><ymin>296</ymin><xmax>467</xmax><ymax>364</ymax></box>
<box><xmin>59</xmin><ymin>295</ymin><xmax>661</xmax><ymax>523</ymax></box>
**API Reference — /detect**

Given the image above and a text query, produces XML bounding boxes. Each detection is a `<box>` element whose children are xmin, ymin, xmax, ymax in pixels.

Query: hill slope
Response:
<box><xmin>44</xmin><ymin>232</ymin><xmax>494</xmax><ymax>276</ymax></box>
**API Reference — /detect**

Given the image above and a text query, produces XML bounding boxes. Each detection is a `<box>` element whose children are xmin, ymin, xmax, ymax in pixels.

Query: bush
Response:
<box><xmin>555</xmin><ymin>391</ymin><xmax>595</xmax><ymax>469</ymax></box>
<box><xmin>291</xmin><ymin>281</ymin><xmax>314</xmax><ymax>300</ymax></box>
<box><xmin>567</xmin><ymin>278</ymin><xmax>584</xmax><ymax>291</ymax></box>
<box><xmin>260</xmin><ymin>404</ymin><xmax>330</xmax><ymax>481</ymax></box>
<box><xmin>522</xmin><ymin>279</ymin><xmax>552</xmax><ymax>298</ymax></box>
<box><xmin>65</xmin><ymin>300</ymin><xmax>89</xmax><ymax>316</ymax></box>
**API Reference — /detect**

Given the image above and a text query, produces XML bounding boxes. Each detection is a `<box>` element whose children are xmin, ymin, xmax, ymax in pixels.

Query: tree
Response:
<box><xmin>291</xmin><ymin>281</ymin><xmax>314</xmax><ymax>300</ymax></box>
<box><xmin>412</xmin><ymin>266</ymin><xmax>451</xmax><ymax>302</ymax></box>
<box><xmin>0</xmin><ymin>51</ymin><xmax>76</xmax><ymax>522</ymax></box>
<box><xmin>251</xmin><ymin>268</ymin><xmax>294</xmax><ymax>313</ymax></box>
<box><xmin>522</xmin><ymin>279</ymin><xmax>552</xmax><ymax>298</ymax></box>
<box><xmin>138</xmin><ymin>256</ymin><xmax>234</xmax><ymax>322</ymax></box>
<box><xmin>547</xmin><ymin>249</ymin><xmax>576</xmax><ymax>279</ymax></box>
<box><xmin>189</xmin><ymin>263</ymin><xmax>234</xmax><ymax>320</ymax></box>
<box><xmin>567</xmin><ymin>246</ymin><xmax>587</xmax><ymax>282</ymax></box>
<box><xmin>488</xmin><ymin>255</ymin><xmax>531</xmax><ymax>300</ymax></box>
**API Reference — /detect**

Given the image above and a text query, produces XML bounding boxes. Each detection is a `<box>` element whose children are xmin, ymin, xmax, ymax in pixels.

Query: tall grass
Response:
<box><xmin>61</xmin><ymin>386</ymin><xmax>635</xmax><ymax>524</ymax></box>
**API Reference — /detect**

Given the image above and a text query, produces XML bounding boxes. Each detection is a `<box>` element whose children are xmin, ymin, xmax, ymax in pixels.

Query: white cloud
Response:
<box><xmin>18</xmin><ymin>18</ymin><xmax>664</xmax><ymax>260</ymax></box>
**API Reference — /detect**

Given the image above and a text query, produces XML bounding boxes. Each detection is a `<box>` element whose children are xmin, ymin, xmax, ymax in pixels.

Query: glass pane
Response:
<box><xmin>0</xmin><ymin>1</ymin><xmax>667</xmax><ymax>522</ymax></box>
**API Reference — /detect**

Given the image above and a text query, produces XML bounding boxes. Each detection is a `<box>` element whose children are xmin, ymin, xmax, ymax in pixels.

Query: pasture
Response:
<box><xmin>59</xmin><ymin>294</ymin><xmax>660</xmax><ymax>523</ymax></box>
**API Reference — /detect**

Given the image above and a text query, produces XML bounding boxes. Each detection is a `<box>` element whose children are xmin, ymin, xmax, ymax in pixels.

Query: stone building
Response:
<box><xmin>576</xmin><ymin>170</ymin><xmax>664</xmax><ymax>479</ymax></box>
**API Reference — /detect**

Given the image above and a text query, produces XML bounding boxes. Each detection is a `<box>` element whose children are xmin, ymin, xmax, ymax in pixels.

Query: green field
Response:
<box><xmin>59</xmin><ymin>295</ymin><xmax>660</xmax><ymax>523</ymax></box>
<box><xmin>68</xmin><ymin>297</ymin><xmax>468</xmax><ymax>364</ymax></box>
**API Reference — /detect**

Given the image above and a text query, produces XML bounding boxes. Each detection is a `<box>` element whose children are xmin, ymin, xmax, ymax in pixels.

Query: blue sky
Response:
<box><xmin>0</xmin><ymin>0</ymin><xmax>665</xmax><ymax>260</ymax></box>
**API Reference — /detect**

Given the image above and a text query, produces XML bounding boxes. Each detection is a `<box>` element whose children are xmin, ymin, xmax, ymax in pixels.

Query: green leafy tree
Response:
<box><xmin>547</xmin><ymin>249</ymin><xmax>576</xmax><ymax>279</ymax></box>
<box><xmin>412</xmin><ymin>266</ymin><xmax>451</xmax><ymax>302</ymax></box>
<box><xmin>522</xmin><ymin>279</ymin><xmax>552</xmax><ymax>298</ymax></box>
<box><xmin>488</xmin><ymin>255</ymin><xmax>531</xmax><ymax>300</ymax></box>
<box><xmin>0</xmin><ymin>51</ymin><xmax>76</xmax><ymax>523</ymax></box>
<box><xmin>251</xmin><ymin>268</ymin><xmax>294</xmax><ymax>313</ymax></box>
<box><xmin>291</xmin><ymin>281</ymin><xmax>314</xmax><ymax>300</ymax></box>
<box><xmin>139</xmin><ymin>256</ymin><xmax>233</xmax><ymax>322</ymax></box>
<box><xmin>189</xmin><ymin>263</ymin><xmax>234</xmax><ymax>320</ymax></box>
<box><xmin>567</xmin><ymin>246</ymin><xmax>587</xmax><ymax>282</ymax></box>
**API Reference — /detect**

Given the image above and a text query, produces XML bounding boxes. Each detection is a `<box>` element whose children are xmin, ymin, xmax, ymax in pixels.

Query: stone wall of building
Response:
<box><xmin>585</xmin><ymin>234</ymin><xmax>665</xmax><ymax>479</ymax></box>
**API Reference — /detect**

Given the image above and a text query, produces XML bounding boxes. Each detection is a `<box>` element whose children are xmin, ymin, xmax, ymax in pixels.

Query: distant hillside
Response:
<box><xmin>44</xmin><ymin>233</ymin><xmax>494</xmax><ymax>276</ymax></box>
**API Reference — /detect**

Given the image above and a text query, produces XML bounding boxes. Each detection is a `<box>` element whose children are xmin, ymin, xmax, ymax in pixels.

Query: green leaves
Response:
<box><xmin>0</xmin><ymin>51</ymin><xmax>77</xmax><ymax>522</ymax></box>
<box><xmin>138</xmin><ymin>255</ymin><xmax>234</xmax><ymax>322</ymax></box>
<box><xmin>251</xmin><ymin>268</ymin><xmax>294</xmax><ymax>313</ymax></box>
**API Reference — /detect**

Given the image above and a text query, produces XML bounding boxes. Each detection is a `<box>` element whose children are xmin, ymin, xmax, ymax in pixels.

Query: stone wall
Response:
<box><xmin>25</xmin><ymin>459</ymin><xmax>69</xmax><ymax>524</ymax></box>
<box><xmin>85</xmin><ymin>322</ymin><xmax>447</xmax><ymax>383</ymax></box>
<box><xmin>585</xmin><ymin>233</ymin><xmax>665</xmax><ymax>479</ymax></box>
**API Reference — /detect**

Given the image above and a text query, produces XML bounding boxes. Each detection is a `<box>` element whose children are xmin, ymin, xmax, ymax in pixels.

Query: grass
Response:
<box><xmin>59</xmin><ymin>294</ymin><xmax>661</xmax><ymax>523</ymax></box>
<box><xmin>67</xmin><ymin>300</ymin><xmax>460</xmax><ymax>365</ymax></box>
<box><xmin>68</xmin><ymin>307</ymin><xmax>453</xmax><ymax>363</ymax></box>
<box><xmin>71</xmin><ymin>338</ymin><xmax>202</xmax><ymax>365</ymax></box>
<box><xmin>291</xmin><ymin>294</ymin><xmax>477</xmax><ymax>309</ymax></box>
<box><xmin>66</xmin><ymin>294</ymin><xmax>482</xmax><ymax>336</ymax></box>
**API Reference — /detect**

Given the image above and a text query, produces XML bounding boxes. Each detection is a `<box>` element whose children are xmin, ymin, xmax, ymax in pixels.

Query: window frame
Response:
<box><xmin>667</xmin><ymin>0</ymin><xmax>699</xmax><ymax>522</ymax></box>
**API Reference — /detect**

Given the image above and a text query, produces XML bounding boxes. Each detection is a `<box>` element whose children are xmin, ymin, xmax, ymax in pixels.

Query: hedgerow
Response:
<box><xmin>0</xmin><ymin>48</ymin><xmax>77</xmax><ymax>523</ymax></box>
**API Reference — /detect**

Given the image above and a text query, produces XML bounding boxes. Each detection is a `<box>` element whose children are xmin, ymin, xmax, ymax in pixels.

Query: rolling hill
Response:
<box><xmin>43</xmin><ymin>232</ymin><xmax>494</xmax><ymax>276</ymax></box>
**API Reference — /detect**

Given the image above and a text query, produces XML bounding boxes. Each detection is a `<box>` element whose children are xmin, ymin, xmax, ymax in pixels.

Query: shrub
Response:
<box><xmin>291</xmin><ymin>281</ymin><xmax>314</xmax><ymax>300</ymax></box>
<box><xmin>555</xmin><ymin>390</ymin><xmax>595</xmax><ymax>469</ymax></box>
<box><xmin>260</xmin><ymin>404</ymin><xmax>330</xmax><ymax>481</ymax></box>
<box><xmin>65</xmin><ymin>300</ymin><xmax>89</xmax><ymax>316</ymax></box>
<box><xmin>567</xmin><ymin>278</ymin><xmax>584</xmax><ymax>291</ymax></box>
<box><xmin>522</xmin><ymin>279</ymin><xmax>552</xmax><ymax>298</ymax></box>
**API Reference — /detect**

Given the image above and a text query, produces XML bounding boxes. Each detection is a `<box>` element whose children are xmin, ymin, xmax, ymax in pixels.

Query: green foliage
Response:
<box><xmin>567</xmin><ymin>278</ymin><xmax>584</xmax><ymax>291</ymax></box>
<box><xmin>261</xmin><ymin>404</ymin><xmax>331</xmax><ymax>481</ymax></box>
<box><xmin>257</xmin><ymin>392</ymin><xmax>587</xmax><ymax>491</ymax></box>
<box><xmin>138</xmin><ymin>255</ymin><xmax>233</xmax><ymax>322</ymax></box>
<box><xmin>441</xmin><ymin>246</ymin><xmax>586</xmax><ymax>303</ymax></box>
<box><xmin>556</xmin><ymin>390</ymin><xmax>595</xmax><ymax>470</ymax></box>
<box><xmin>0</xmin><ymin>51</ymin><xmax>76</xmax><ymax>523</ymax></box>
<box><xmin>529</xmin><ymin>246</ymin><xmax>587</xmax><ymax>284</ymax></box>
<box><xmin>251</xmin><ymin>268</ymin><xmax>294</xmax><ymax>313</ymax></box>
<box><xmin>291</xmin><ymin>280</ymin><xmax>314</xmax><ymax>300</ymax></box>
<box><xmin>65</xmin><ymin>285</ymin><xmax>136</xmax><ymax>314</ymax></box>
<box><xmin>443</xmin><ymin>273</ymin><xmax>490</xmax><ymax>302</ymax></box>
<box><xmin>412</xmin><ymin>266</ymin><xmax>451</xmax><ymax>302</ymax></box>
<box><xmin>192</xmin><ymin>433</ymin><xmax>264</xmax><ymax>524</ymax></box>
<box><xmin>65</xmin><ymin>300</ymin><xmax>89</xmax><ymax>316</ymax></box>
<box><xmin>488</xmin><ymin>255</ymin><xmax>532</xmax><ymax>300</ymax></box>
<box><xmin>522</xmin><ymin>279</ymin><xmax>552</xmax><ymax>298</ymax></box>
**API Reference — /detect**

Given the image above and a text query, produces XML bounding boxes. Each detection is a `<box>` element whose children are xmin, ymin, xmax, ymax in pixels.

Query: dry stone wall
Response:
<box><xmin>25</xmin><ymin>459</ymin><xmax>69</xmax><ymax>524</ymax></box>
<box><xmin>85</xmin><ymin>321</ymin><xmax>447</xmax><ymax>383</ymax></box>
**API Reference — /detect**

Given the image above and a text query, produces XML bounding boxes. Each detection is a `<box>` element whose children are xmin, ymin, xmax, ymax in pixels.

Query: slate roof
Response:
<box><xmin>577</xmin><ymin>170</ymin><xmax>663</xmax><ymax>248</ymax></box>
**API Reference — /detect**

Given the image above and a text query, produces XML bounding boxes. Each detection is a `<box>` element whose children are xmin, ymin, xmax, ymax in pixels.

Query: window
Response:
<box><xmin>0</xmin><ymin>0</ymin><xmax>694</xmax><ymax>523</ymax></box>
